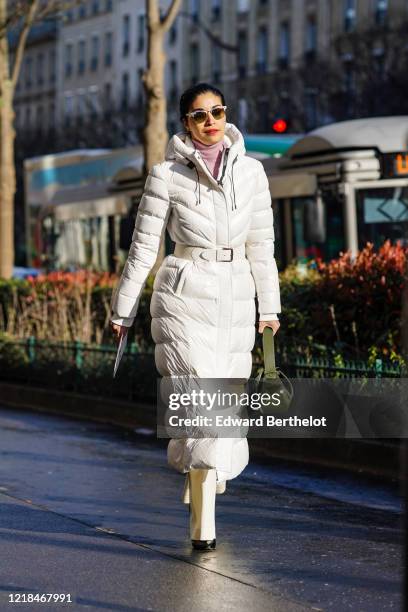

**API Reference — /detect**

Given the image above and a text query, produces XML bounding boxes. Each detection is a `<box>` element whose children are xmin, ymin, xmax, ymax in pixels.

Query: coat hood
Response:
<box><xmin>165</xmin><ymin>122</ymin><xmax>246</xmax><ymax>164</ymax></box>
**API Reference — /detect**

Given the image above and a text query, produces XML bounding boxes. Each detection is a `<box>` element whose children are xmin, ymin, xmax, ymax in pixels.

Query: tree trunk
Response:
<box><xmin>143</xmin><ymin>21</ymin><xmax>168</xmax><ymax>174</ymax></box>
<box><xmin>0</xmin><ymin>0</ymin><xmax>16</xmax><ymax>279</ymax></box>
<box><xmin>143</xmin><ymin>0</ymin><xmax>179</xmax><ymax>272</ymax></box>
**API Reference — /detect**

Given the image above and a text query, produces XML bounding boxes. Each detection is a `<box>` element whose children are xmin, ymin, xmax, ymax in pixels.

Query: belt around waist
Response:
<box><xmin>173</xmin><ymin>243</ymin><xmax>246</xmax><ymax>262</ymax></box>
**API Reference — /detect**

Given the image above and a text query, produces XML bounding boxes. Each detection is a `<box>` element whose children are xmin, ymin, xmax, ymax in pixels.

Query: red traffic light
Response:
<box><xmin>272</xmin><ymin>118</ymin><xmax>287</xmax><ymax>133</ymax></box>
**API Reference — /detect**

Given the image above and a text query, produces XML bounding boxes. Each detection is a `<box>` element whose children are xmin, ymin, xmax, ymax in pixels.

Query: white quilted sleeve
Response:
<box><xmin>245</xmin><ymin>162</ymin><xmax>281</xmax><ymax>319</ymax></box>
<box><xmin>110</xmin><ymin>164</ymin><xmax>171</xmax><ymax>327</ymax></box>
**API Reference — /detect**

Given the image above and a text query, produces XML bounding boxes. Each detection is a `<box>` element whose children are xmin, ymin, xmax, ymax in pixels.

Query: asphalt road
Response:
<box><xmin>0</xmin><ymin>405</ymin><xmax>403</xmax><ymax>612</ymax></box>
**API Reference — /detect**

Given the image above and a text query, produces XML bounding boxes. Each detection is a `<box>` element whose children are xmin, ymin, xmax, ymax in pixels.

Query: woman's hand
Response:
<box><xmin>110</xmin><ymin>322</ymin><xmax>129</xmax><ymax>344</ymax></box>
<box><xmin>258</xmin><ymin>320</ymin><xmax>280</xmax><ymax>335</ymax></box>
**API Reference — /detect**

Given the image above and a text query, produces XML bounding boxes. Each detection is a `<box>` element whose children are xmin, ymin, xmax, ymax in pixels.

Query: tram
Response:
<box><xmin>265</xmin><ymin>116</ymin><xmax>408</xmax><ymax>269</ymax></box>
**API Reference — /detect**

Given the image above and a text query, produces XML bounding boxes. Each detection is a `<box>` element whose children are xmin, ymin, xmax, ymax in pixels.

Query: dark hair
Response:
<box><xmin>179</xmin><ymin>82</ymin><xmax>226</xmax><ymax>121</ymax></box>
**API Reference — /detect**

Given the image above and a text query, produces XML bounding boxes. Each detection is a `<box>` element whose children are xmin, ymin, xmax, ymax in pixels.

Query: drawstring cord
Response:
<box><xmin>231</xmin><ymin>157</ymin><xmax>238</xmax><ymax>210</ymax></box>
<box><xmin>187</xmin><ymin>161</ymin><xmax>201</xmax><ymax>206</ymax></box>
<box><xmin>188</xmin><ymin>152</ymin><xmax>238</xmax><ymax>209</ymax></box>
<box><xmin>195</xmin><ymin>166</ymin><xmax>201</xmax><ymax>206</ymax></box>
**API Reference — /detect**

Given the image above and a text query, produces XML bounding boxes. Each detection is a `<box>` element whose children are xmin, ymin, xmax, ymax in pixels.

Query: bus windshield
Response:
<box><xmin>356</xmin><ymin>186</ymin><xmax>408</xmax><ymax>250</ymax></box>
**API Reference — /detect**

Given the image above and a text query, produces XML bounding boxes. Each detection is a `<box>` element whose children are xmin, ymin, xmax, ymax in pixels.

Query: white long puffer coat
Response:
<box><xmin>110</xmin><ymin>122</ymin><xmax>281</xmax><ymax>483</ymax></box>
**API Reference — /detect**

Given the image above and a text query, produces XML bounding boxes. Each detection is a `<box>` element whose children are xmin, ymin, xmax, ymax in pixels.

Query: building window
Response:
<box><xmin>49</xmin><ymin>49</ymin><xmax>56</xmax><ymax>84</ymax></box>
<box><xmin>375</xmin><ymin>0</ymin><xmax>387</xmax><ymax>25</ymax></box>
<box><xmin>105</xmin><ymin>0</ymin><xmax>112</xmax><ymax>11</ymax></box>
<box><xmin>123</xmin><ymin>14</ymin><xmax>130</xmax><ymax>56</ymax></box>
<box><xmin>344</xmin><ymin>61</ymin><xmax>355</xmax><ymax>92</ymax></box>
<box><xmin>169</xmin><ymin>59</ymin><xmax>178</xmax><ymax>98</ymax></box>
<box><xmin>77</xmin><ymin>91</ymin><xmax>87</xmax><ymax>124</ymax></box>
<box><xmin>238</xmin><ymin>98</ymin><xmax>248</xmax><ymax>131</ymax></box>
<box><xmin>373</xmin><ymin>47</ymin><xmax>385</xmax><ymax>79</ymax></box>
<box><xmin>305</xmin><ymin>89</ymin><xmax>318</xmax><ymax>129</ymax></box>
<box><xmin>211</xmin><ymin>0</ymin><xmax>221</xmax><ymax>22</ymax></box>
<box><xmin>64</xmin><ymin>94</ymin><xmax>73</xmax><ymax>127</ymax></box>
<box><xmin>190</xmin><ymin>43</ymin><xmax>199</xmax><ymax>83</ymax></box>
<box><xmin>64</xmin><ymin>43</ymin><xmax>73</xmax><ymax>78</ymax></box>
<box><xmin>25</xmin><ymin>57</ymin><xmax>32</xmax><ymax>89</ymax></box>
<box><xmin>36</xmin><ymin>105</ymin><xmax>44</xmax><ymax>131</ymax></box>
<box><xmin>104</xmin><ymin>31</ymin><xmax>112</xmax><ymax>66</ymax></box>
<box><xmin>65</xmin><ymin>9</ymin><xmax>73</xmax><ymax>22</ymax></box>
<box><xmin>305</xmin><ymin>16</ymin><xmax>317</xmax><ymax>53</ymax></box>
<box><xmin>257</xmin><ymin>98</ymin><xmax>269</xmax><ymax>132</ymax></box>
<box><xmin>212</xmin><ymin>44</ymin><xmax>221</xmax><ymax>83</ymax></box>
<box><xmin>237</xmin><ymin>30</ymin><xmax>248</xmax><ymax>77</ymax></box>
<box><xmin>121</xmin><ymin>72</ymin><xmax>129</xmax><ymax>110</ymax></box>
<box><xmin>88</xmin><ymin>87</ymin><xmax>99</xmax><ymax>119</ymax></box>
<box><xmin>190</xmin><ymin>0</ymin><xmax>199</xmax><ymax>23</ymax></box>
<box><xmin>36</xmin><ymin>52</ymin><xmax>44</xmax><ymax>85</ymax></box>
<box><xmin>344</xmin><ymin>0</ymin><xmax>356</xmax><ymax>32</ymax></box>
<box><xmin>78</xmin><ymin>40</ymin><xmax>86</xmax><ymax>75</ymax></box>
<box><xmin>343</xmin><ymin>59</ymin><xmax>356</xmax><ymax>117</ymax></box>
<box><xmin>48</xmin><ymin>102</ymin><xmax>55</xmax><ymax>131</ymax></box>
<box><xmin>169</xmin><ymin>21</ymin><xmax>177</xmax><ymax>45</ymax></box>
<box><xmin>137</xmin><ymin>68</ymin><xmax>144</xmax><ymax>108</ymax></box>
<box><xmin>92</xmin><ymin>0</ymin><xmax>99</xmax><ymax>15</ymax></box>
<box><xmin>256</xmin><ymin>26</ymin><xmax>268</xmax><ymax>74</ymax></box>
<box><xmin>103</xmin><ymin>82</ymin><xmax>112</xmax><ymax>117</ymax></box>
<box><xmin>279</xmin><ymin>21</ymin><xmax>290</xmax><ymax>67</ymax></box>
<box><xmin>237</xmin><ymin>0</ymin><xmax>250</xmax><ymax>12</ymax></box>
<box><xmin>78</xmin><ymin>4</ymin><xmax>86</xmax><ymax>19</ymax></box>
<box><xmin>137</xmin><ymin>14</ymin><xmax>145</xmax><ymax>53</ymax></box>
<box><xmin>91</xmin><ymin>35</ymin><xmax>99</xmax><ymax>71</ymax></box>
<box><xmin>25</xmin><ymin>107</ymin><xmax>32</xmax><ymax>129</ymax></box>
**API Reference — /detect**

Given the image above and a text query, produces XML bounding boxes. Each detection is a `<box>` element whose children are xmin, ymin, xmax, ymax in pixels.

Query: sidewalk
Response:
<box><xmin>0</xmin><ymin>406</ymin><xmax>403</xmax><ymax>611</ymax></box>
<box><xmin>1</xmin><ymin>492</ymin><xmax>305</xmax><ymax>612</ymax></box>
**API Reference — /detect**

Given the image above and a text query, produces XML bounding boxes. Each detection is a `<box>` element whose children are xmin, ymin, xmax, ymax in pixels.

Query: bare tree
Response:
<box><xmin>0</xmin><ymin>0</ymin><xmax>81</xmax><ymax>279</ymax></box>
<box><xmin>142</xmin><ymin>0</ymin><xmax>182</xmax><ymax>175</ymax></box>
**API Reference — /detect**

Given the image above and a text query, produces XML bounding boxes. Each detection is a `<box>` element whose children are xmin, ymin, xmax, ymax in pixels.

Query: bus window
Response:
<box><xmin>291</xmin><ymin>192</ymin><xmax>344</xmax><ymax>263</ymax></box>
<box><xmin>356</xmin><ymin>186</ymin><xmax>408</xmax><ymax>250</ymax></box>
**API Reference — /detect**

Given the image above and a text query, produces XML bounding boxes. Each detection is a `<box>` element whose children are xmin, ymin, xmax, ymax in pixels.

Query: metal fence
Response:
<box><xmin>0</xmin><ymin>337</ymin><xmax>404</xmax><ymax>404</ymax></box>
<box><xmin>0</xmin><ymin>336</ymin><xmax>157</xmax><ymax>402</ymax></box>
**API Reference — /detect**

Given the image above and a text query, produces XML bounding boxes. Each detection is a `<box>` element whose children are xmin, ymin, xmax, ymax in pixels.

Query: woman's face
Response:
<box><xmin>183</xmin><ymin>92</ymin><xmax>226</xmax><ymax>145</ymax></box>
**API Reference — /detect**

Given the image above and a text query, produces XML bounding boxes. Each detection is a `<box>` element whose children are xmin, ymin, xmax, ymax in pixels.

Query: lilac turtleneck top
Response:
<box><xmin>192</xmin><ymin>137</ymin><xmax>226</xmax><ymax>179</ymax></box>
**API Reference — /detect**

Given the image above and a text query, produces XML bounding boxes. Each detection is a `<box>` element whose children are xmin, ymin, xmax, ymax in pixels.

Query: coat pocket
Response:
<box><xmin>174</xmin><ymin>260</ymin><xmax>194</xmax><ymax>296</ymax></box>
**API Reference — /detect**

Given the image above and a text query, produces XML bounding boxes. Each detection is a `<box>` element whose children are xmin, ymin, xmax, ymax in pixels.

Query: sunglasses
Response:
<box><xmin>185</xmin><ymin>105</ymin><xmax>227</xmax><ymax>124</ymax></box>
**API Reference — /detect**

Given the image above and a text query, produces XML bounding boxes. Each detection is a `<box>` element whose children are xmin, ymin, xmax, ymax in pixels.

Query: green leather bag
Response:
<box><xmin>254</xmin><ymin>326</ymin><xmax>294</xmax><ymax>415</ymax></box>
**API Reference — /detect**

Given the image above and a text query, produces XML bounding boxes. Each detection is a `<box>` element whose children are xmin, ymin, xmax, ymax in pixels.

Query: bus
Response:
<box><xmin>24</xmin><ymin>146</ymin><xmax>143</xmax><ymax>271</ymax></box>
<box><xmin>266</xmin><ymin>116</ymin><xmax>408</xmax><ymax>269</ymax></box>
<box><xmin>24</xmin><ymin>135</ymin><xmax>300</xmax><ymax>272</ymax></box>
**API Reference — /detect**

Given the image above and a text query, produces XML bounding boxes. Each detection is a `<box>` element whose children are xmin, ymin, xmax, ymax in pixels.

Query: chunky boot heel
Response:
<box><xmin>191</xmin><ymin>538</ymin><xmax>216</xmax><ymax>551</ymax></box>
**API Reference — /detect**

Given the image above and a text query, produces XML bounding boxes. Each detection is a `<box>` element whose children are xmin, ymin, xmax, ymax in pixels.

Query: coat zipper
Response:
<box><xmin>191</xmin><ymin>148</ymin><xmax>237</xmax><ymax>247</ymax></box>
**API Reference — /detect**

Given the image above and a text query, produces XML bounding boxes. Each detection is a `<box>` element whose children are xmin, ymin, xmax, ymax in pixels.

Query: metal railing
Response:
<box><xmin>0</xmin><ymin>337</ymin><xmax>404</xmax><ymax>404</ymax></box>
<box><xmin>0</xmin><ymin>336</ymin><xmax>157</xmax><ymax>402</ymax></box>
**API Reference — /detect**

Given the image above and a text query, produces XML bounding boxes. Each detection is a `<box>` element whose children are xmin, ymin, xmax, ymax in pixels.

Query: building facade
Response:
<box><xmin>12</xmin><ymin>0</ymin><xmax>408</xmax><ymax>142</ymax></box>
<box><xmin>56</xmin><ymin>0</ymin><xmax>115</xmax><ymax>136</ymax></box>
<box><xmin>179</xmin><ymin>0</ymin><xmax>408</xmax><ymax>133</ymax></box>
<box><xmin>12</xmin><ymin>20</ymin><xmax>58</xmax><ymax>137</ymax></box>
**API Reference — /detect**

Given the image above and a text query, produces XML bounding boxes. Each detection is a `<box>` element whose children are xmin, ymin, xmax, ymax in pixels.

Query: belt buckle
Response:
<box><xmin>217</xmin><ymin>248</ymin><xmax>233</xmax><ymax>262</ymax></box>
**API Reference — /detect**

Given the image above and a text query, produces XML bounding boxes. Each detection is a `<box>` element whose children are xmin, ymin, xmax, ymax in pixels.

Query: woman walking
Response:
<box><xmin>110</xmin><ymin>83</ymin><xmax>281</xmax><ymax>551</ymax></box>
